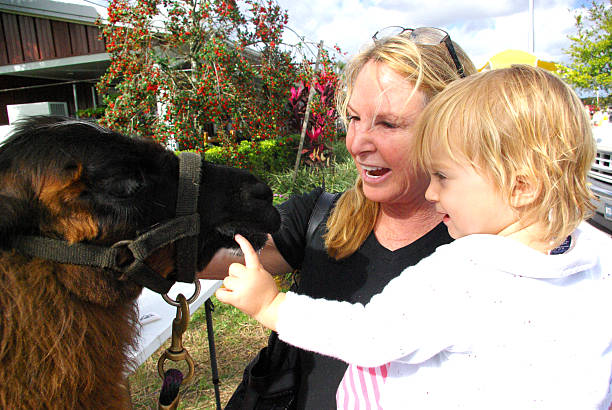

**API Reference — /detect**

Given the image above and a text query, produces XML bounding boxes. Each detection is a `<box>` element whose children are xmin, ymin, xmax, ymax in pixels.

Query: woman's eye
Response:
<box><xmin>347</xmin><ymin>114</ymin><xmax>359</xmax><ymax>122</ymax></box>
<box><xmin>380</xmin><ymin>121</ymin><xmax>399</xmax><ymax>129</ymax></box>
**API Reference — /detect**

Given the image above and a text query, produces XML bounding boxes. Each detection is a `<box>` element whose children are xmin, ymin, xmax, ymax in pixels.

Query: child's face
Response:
<box><xmin>424</xmin><ymin>144</ymin><xmax>517</xmax><ymax>239</ymax></box>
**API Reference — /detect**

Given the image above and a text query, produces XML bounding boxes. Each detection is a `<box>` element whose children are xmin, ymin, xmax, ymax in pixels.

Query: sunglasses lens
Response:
<box><xmin>374</xmin><ymin>26</ymin><xmax>406</xmax><ymax>41</ymax></box>
<box><xmin>409</xmin><ymin>27</ymin><xmax>447</xmax><ymax>45</ymax></box>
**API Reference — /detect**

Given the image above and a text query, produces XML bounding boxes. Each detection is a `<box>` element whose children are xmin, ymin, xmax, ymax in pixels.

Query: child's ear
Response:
<box><xmin>510</xmin><ymin>175</ymin><xmax>541</xmax><ymax>208</ymax></box>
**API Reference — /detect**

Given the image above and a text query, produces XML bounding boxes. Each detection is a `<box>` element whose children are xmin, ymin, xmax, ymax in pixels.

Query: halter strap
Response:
<box><xmin>10</xmin><ymin>152</ymin><xmax>202</xmax><ymax>294</ymax></box>
<box><xmin>174</xmin><ymin>152</ymin><xmax>201</xmax><ymax>283</ymax></box>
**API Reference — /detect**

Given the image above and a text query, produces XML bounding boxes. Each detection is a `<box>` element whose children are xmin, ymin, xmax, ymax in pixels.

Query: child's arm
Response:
<box><xmin>216</xmin><ymin>235</ymin><xmax>458</xmax><ymax>368</ymax></box>
<box><xmin>215</xmin><ymin>234</ymin><xmax>286</xmax><ymax>331</ymax></box>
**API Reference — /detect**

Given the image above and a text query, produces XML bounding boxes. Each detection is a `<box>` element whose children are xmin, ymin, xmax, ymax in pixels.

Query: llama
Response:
<box><xmin>0</xmin><ymin>116</ymin><xmax>281</xmax><ymax>409</ymax></box>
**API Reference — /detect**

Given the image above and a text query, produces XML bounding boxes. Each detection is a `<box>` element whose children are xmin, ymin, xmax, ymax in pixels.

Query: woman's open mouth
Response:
<box><xmin>362</xmin><ymin>165</ymin><xmax>391</xmax><ymax>180</ymax></box>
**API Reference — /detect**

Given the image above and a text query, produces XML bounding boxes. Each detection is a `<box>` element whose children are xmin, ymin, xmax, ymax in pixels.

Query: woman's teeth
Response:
<box><xmin>363</xmin><ymin>165</ymin><xmax>388</xmax><ymax>178</ymax></box>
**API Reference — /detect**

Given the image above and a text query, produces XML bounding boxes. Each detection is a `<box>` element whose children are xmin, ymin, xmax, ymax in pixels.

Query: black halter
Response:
<box><xmin>10</xmin><ymin>152</ymin><xmax>202</xmax><ymax>294</ymax></box>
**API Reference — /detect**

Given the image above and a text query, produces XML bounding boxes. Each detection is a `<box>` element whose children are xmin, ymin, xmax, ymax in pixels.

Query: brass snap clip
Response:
<box><xmin>157</xmin><ymin>293</ymin><xmax>195</xmax><ymax>385</ymax></box>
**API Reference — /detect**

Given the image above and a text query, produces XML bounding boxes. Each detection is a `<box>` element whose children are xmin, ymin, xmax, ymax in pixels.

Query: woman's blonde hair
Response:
<box><xmin>325</xmin><ymin>32</ymin><xmax>476</xmax><ymax>260</ymax></box>
<box><xmin>415</xmin><ymin>65</ymin><xmax>596</xmax><ymax>246</ymax></box>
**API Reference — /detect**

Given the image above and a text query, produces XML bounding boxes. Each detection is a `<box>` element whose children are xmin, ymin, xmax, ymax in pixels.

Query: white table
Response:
<box><xmin>130</xmin><ymin>279</ymin><xmax>222</xmax><ymax>370</ymax></box>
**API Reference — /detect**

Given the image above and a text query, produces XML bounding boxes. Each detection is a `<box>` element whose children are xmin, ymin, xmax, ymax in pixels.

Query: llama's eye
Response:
<box><xmin>107</xmin><ymin>178</ymin><xmax>143</xmax><ymax>198</ymax></box>
<box><xmin>64</xmin><ymin>161</ymin><xmax>79</xmax><ymax>172</ymax></box>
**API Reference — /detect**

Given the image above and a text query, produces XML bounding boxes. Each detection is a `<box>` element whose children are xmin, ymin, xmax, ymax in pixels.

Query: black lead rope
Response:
<box><xmin>205</xmin><ymin>299</ymin><xmax>222</xmax><ymax>410</ymax></box>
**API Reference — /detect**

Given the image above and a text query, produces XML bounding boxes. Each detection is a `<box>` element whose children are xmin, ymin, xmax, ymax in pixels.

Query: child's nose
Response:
<box><xmin>425</xmin><ymin>181</ymin><xmax>438</xmax><ymax>203</ymax></box>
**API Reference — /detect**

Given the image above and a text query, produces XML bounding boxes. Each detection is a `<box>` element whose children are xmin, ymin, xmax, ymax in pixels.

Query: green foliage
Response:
<box><xmin>76</xmin><ymin>106</ymin><xmax>106</xmax><ymax>119</ymax></box>
<box><xmin>97</xmin><ymin>0</ymin><xmax>299</xmax><ymax>144</ymax></box>
<box><xmin>199</xmin><ymin>137</ymin><xmax>356</xmax><ymax>202</ymax></box>
<box><xmin>267</xmin><ymin>158</ymin><xmax>356</xmax><ymax>196</ymax></box>
<box><xmin>266</xmin><ymin>138</ymin><xmax>357</xmax><ymax>198</ymax></box>
<box><xmin>560</xmin><ymin>0</ymin><xmax>612</xmax><ymax>93</ymax></box>
<box><xmin>203</xmin><ymin>134</ymin><xmax>300</xmax><ymax>179</ymax></box>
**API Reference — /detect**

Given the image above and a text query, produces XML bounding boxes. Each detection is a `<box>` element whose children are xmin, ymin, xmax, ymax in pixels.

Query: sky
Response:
<box><xmin>73</xmin><ymin>0</ymin><xmax>586</xmax><ymax>70</ymax></box>
<box><xmin>274</xmin><ymin>0</ymin><xmax>586</xmax><ymax>70</ymax></box>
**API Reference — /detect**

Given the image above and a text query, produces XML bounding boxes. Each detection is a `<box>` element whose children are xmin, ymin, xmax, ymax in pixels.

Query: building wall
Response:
<box><xmin>0</xmin><ymin>11</ymin><xmax>105</xmax><ymax>65</ymax></box>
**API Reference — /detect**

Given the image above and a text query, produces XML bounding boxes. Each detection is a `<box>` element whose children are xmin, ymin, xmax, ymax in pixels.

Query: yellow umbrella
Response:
<box><xmin>479</xmin><ymin>49</ymin><xmax>557</xmax><ymax>72</ymax></box>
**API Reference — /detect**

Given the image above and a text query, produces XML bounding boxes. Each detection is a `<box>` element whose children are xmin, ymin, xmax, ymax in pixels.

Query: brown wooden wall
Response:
<box><xmin>0</xmin><ymin>12</ymin><xmax>105</xmax><ymax>66</ymax></box>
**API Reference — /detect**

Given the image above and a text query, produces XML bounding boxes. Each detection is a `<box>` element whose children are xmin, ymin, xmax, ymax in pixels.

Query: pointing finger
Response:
<box><xmin>234</xmin><ymin>234</ymin><xmax>262</xmax><ymax>268</ymax></box>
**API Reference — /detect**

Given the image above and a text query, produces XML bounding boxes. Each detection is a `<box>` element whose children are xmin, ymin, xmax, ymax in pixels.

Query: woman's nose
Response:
<box><xmin>346</xmin><ymin>123</ymin><xmax>375</xmax><ymax>156</ymax></box>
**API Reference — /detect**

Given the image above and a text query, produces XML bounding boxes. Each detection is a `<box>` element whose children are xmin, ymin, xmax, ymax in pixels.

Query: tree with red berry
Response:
<box><xmin>99</xmin><ymin>0</ymin><xmax>295</xmax><ymax>148</ymax></box>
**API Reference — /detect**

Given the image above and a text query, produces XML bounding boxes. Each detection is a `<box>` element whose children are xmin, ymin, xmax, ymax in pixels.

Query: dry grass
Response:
<box><xmin>128</xmin><ymin>295</ymin><xmax>270</xmax><ymax>409</ymax></box>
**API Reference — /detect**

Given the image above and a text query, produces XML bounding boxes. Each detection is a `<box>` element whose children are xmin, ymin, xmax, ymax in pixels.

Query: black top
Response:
<box><xmin>272</xmin><ymin>188</ymin><xmax>453</xmax><ymax>409</ymax></box>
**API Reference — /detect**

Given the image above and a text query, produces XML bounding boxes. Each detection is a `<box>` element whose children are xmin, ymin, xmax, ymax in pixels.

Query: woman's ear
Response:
<box><xmin>510</xmin><ymin>175</ymin><xmax>541</xmax><ymax>208</ymax></box>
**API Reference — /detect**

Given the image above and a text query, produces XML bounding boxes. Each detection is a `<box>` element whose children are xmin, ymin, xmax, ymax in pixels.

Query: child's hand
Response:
<box><xmin>215</xmin><ymin>234</ymin><xmax>285</xmax><ymax>330</ymax></box>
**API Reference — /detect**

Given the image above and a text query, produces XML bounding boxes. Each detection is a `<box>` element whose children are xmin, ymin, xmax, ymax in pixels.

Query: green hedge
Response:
<box><xmin>203</xmin><ymin>134</ymin><xmax>300</xmax><ymax>179</ymax></box>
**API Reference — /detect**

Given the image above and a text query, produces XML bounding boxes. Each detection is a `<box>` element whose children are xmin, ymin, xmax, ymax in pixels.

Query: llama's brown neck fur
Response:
<box><xmin>0</xmin><ymin>251</ymin><xmax>142</xmax><ymax>409</ymax></box>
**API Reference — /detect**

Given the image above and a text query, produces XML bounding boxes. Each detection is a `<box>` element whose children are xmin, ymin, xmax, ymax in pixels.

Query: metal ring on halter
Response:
<box><xmin>162</xmin><ymin>280</ymin><xmax>202</xmax><ymax>306</ymax></box>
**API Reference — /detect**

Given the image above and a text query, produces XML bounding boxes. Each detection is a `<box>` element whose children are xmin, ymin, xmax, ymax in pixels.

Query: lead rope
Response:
<box><xmin>156</xmin><ymin>281</ymin><xmax>201</xmax><ymax>409</ymax></box>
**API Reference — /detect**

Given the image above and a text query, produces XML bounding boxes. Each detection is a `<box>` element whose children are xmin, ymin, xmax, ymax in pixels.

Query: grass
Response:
<box><xmin>266</xmin><ymin>138</ymin><xmax>357</xmax><ymax>198</ymax></box>
<box><xmin>128</xmin><ymin>140</ymin><xmax>356</xmax><ymax>408</ymax></box>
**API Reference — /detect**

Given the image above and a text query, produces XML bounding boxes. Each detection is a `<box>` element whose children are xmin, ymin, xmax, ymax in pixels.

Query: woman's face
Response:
<box><xmin>345</xmin><ymin>61</ymin><xmax>429</xmax><ymax>206</ymax></box>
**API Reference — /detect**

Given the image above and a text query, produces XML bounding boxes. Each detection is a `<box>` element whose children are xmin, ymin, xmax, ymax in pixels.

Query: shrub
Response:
<box><xmin>194</xmin><ymin>136</ymin><xmax>356</xmax><ymax>201</ymax></box>
<box><xmin>267</xmin><ymin>138</ymin><xmax>357</xmax><ymax>200</ymax></box>
<box><xmin>203</xmin><ymin>134</ymin><xmax>299</xmax><ymax>179</ymax></box>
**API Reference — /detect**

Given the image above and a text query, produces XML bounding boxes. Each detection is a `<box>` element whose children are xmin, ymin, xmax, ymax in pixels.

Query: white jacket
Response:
<box><xmin>277</xmin><ymin>222</ymin><xmax>612</xmax><ymax>409</ymax></box>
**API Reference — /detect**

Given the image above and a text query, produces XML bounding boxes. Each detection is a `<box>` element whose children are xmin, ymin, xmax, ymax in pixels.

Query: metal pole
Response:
<box><xmin>91</xmin><ymin>86</ymin><xmax>97</xmax><ymax>109</ymax></box>
<box><xmin>73</xmin><ymin>83</ymin><xmax>79</xmax><ymax>118</ymax></box>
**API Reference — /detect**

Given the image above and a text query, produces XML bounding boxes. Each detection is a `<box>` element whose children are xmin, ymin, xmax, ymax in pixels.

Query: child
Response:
<box><xmin>216</xmin><ymin>65</ymin><xmax>612</xmax><ymax>409</ymax></box>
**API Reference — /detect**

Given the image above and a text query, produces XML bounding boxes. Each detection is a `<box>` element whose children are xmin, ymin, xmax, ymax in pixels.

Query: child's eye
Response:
<box><xmin>432</xmin><ymin>171</ymin><xmax>447</xmax><ymax>180</ymax></box>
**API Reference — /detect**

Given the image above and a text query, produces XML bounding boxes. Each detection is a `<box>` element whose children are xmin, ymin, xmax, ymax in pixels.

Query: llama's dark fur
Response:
<box><xmin>0</xmin><ymin>116</ymin><xmax>280</xmax><ymax>409</ymax></box>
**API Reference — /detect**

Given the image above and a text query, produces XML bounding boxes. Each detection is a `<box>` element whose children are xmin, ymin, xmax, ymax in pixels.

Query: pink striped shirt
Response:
<box><xmin>336</xmin><ymin>363</ymin><xmax>390</xmax><ymax>409</ymax></box>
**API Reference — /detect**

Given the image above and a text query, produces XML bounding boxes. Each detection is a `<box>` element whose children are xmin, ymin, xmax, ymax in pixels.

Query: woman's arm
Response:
<box><xmin>197</xmin><ymin>235</ymin><xmax>293</xmax><ymax>280</ymax></box>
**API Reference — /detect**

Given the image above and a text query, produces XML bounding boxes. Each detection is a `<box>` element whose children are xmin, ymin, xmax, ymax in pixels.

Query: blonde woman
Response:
<box><xmin>218</xmin><ymin>66</ymin><xmax>612</xmax><ymax>409</ymax></box>
<box><xmin>200</xmin><ymin>27</ymin><xmax>476</xmax><ymax>409</ymax></box>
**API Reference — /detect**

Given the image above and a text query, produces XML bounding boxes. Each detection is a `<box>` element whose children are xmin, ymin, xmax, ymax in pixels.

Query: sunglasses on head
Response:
<box><xmin>372</xmin><ymin>26</ymin><xmax>466</xmax><ymax>78</ymax></box>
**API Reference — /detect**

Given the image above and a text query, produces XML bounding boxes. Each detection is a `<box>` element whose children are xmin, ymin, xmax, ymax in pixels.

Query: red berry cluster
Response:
<box><xmin>97</xmin><ymin>0</ymin><xmax>343</xmax><ymax>169</ymax></box>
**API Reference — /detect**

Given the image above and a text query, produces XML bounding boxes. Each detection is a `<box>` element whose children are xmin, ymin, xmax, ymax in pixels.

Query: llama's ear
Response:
<box><xmin>0</xmin><ymin>195</ymin><xmax>37</xmax><ymax>246</ymax></box>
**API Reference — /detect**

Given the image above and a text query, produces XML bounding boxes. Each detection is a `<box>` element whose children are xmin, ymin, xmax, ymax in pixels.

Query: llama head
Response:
<box><xmin>0</xmin><ymin>116</ymin><xmax>280</xmax><ymax>302</ymax></box>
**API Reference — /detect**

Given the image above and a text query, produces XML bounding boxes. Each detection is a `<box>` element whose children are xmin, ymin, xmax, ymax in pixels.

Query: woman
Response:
<box><xmin>199</xmin><ymin>26</ymin><xmax>476</xmax><ymax>409</ymax></box>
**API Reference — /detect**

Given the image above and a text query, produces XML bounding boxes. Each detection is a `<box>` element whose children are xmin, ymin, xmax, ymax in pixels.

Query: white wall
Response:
<box><xmin>0</xmin><ymin>125</ymin><xmax>13</xmax><ymax>145</ymax></box>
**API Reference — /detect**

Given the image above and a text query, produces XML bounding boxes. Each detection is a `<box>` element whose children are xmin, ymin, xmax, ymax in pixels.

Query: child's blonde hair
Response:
<box><xmin>326</xmin><ymin>33</ymin><xmax>476</xmax><ymax>260</ymax></box>
<box><xmin>416</xmin><ymin>65</ymin><xmax>596</xmax><ymax>246</ymax></box>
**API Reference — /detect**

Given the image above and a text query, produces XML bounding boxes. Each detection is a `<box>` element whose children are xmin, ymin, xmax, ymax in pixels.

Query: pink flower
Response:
<box><xmin>306</xmin><ymin>126</ymin><xmax>322</xmax><ymax>143</ymax></box>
